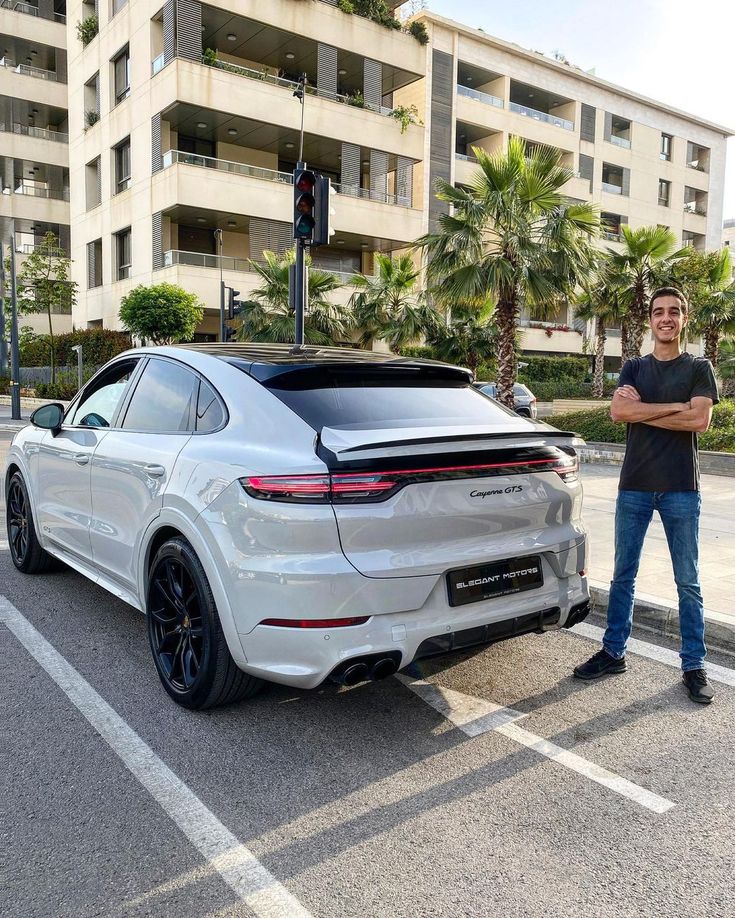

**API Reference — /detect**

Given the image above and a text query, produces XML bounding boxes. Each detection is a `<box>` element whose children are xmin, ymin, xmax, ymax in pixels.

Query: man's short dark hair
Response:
<box><xmin>649</xmin><ymin>287</ymin><xmax>688</xmax><ymax>317</ymax></box>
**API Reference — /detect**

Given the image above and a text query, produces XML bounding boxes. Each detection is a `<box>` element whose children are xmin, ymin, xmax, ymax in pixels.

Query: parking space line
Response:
<box><xmin>398</xmin><ymin>676</ymin><xmax>675</xmax><ymax>814</ymax></box>
<box><xmin>0</xmin><ymin>596</ymin><xmax>313</xmax><ymax>918</ymax></box>
<box><xmin>570</xmin><ymin>622</ymin><xmax>735</xmax><ymax>687</ymax></box>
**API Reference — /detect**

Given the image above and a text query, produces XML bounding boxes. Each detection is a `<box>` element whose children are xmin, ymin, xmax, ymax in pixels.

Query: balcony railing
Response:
<box><xmin>8</xmin><ymin>184</ymin><xmax>70</xmax><ymax>201</ymax></box>
<box><xmin>152</xmin><ymin>54</ymin><xmax>395</xmax><ymax>118</ymax></box>
<box><xmin>609</xmin><ymin>134</ymin><xmax>631</xmax><ymax>149</ymax></box>
<box><xmin>0</xmin><ymin>0</ymin><xmax>65</xmax><ymax>22</ymax></box>
<box><xmin>683</xmin><ymin>202</ymin><xmax>707</xmax><ymax>216</ymax></box>
<box><xmin>455</xmin><ymin>152</ymin><xmax>478</xmax><ymax>163</ymax></box>
<box><xmin>1</xmin><ymin>122</ymin><xmax>68</xmax><ymax>143</ymax></box>
<box><xmin>15</xmin><ymin>242</ymin><xmax>67</xmax><ymax>255</ymax></box>
<box><xmin>686</xmin><ymin>162</ymin><xmax>708</xmax><ymax>173</ymax></box>
<box><xmin>163</xmin><ymin>149</ymin><xmax>413</xmax><ymax>207</ymax></box>
<box><xmin>162</xmin><ymin>250</ymin><xmax>372</xmax><ymax>284</ymax></box>
<box><xmin>601</xmin><ymin>181</ymin><xmax>623</xmax><ymax>195</ymax></box>
<box><xmin>457</xmin><ymin>84</ymin><xmax>503</xmax><ymax>108</ymax></box>
<box><xmin>0</xmin><ymin>57</ymin><xmax>62</xmax><ymax>81</ymax></box>
<box><xmin>509</xmin><ymin>101</ymin><xmax>574</xmax><ymax>131</ymax></box>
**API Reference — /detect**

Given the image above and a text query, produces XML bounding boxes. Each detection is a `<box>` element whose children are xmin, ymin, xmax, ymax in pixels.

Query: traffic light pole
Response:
<box><xmin>0</xmin><ymin>248</ymin><xmax>8</xmax><ymax>377</ymax></box>
<box><xmin>214</xmin><ymin>228</ymin><xmax>225</xmax><ymax>343</ymax></box>
<box><xmin>293</xmin><ymin>236</ymin><xmax>307</xmax><ymax>347</ymax></box>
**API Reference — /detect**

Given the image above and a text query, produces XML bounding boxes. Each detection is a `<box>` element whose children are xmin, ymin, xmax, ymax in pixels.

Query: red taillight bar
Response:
<box><xmin>259</xmin><ymin>616</ymin><xmax>370</xmax><ymax>628</ymax></box>
<box><xmin>243</xmin><ymin>454</ymin><xmax>578</xmax><ymax>503</ymax></box>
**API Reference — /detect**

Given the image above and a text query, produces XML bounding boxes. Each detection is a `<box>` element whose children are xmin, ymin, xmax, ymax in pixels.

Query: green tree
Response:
<box><xmin>349</xmin><ymin>253</ymin><xmax>440</xmax><ymax>350</ymax></box>
<box><xmin>606</xmin><ymin>225</ymin><xmax>686</xmax><ymax>361</ymax></box>
<box><xmin>415</xmin><ymin>137</ymin><xmax>599</xmax><ymax>408</ymax></box>
<box><xmin>14</xmin><ymin>232</ymin><xmax>77</xmax><ymax>384</ymax></box>
<box><xmin>119</xmin><ymin>283</ymin><xmax>204</xmax><ymax>345</ymax></box>
<box><xmin>672</xmin><ymin>248</ymin><xmax>735</xmax><ymax>366</ymax></box>
<box><xmin>718</xmin><ymin>338</ymin><xmax>735</xmax><ymax>397</ymax></box>
<box><xmin>574</xmin><ymin>265</ymin><xmax>625</xmax><ymax>398</ymax></box>
<box><xmin>236</xmin><ymin>250</ymin><xmax>350</xmax><ymax>344</ymax></box>
<box><xmin>425</xmin><ymin>302</ymin><xmax>497</xmax><ymax>376</ymax></box>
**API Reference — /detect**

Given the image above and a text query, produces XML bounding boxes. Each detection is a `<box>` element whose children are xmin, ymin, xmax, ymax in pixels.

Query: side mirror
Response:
<box><xmin>30</xmin><ymin>402</ymin><xmax>65</xmax><ymax>436</ymax></box>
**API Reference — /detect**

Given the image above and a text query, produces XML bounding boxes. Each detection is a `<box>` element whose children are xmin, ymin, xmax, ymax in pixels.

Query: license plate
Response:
<box><xmin>446</xmin><ymin>556</ymin><xmax>544</xmax><ymax>607</ymax></box>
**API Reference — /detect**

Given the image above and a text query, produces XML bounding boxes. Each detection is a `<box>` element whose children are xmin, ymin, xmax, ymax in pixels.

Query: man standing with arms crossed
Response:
<box><xmin>574</xmin><ymin>287</ymin><xmax>719</xmax><ymax>704</ymax></box>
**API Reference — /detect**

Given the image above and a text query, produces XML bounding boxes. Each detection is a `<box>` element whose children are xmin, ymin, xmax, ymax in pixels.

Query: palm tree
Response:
<box><xmin>574</xmin><ymin>266</ymin><xmax>625</xmax><ymax>398</ymax></box>
<box><xmin>685</xmin><ymin>249</ymin><xmax>735</xmax><ymax>368</ymax></box>
<box><xmin>349</xmin><ymin>253</ymin><xmax>440</xmax><ymax>350</ymax></box>
<box><xmin>415</xmin><ymin>137</ymin><xmax>599</xmax><ymax>408</ymax></box>
<box><xmin>718</xmin><ymin>338</ymin><xmax>735</xmax><ymax>397</ymax></box>
<box><xmin>606</xmin><ymin>225</ymin><xmax>686</xmax><ymax>361</ymax></box>
<box><xmin>426</xmin><ymin>302</ymin><xmax>497</xmax><ymax>376</ymax></box>
<box><xmin>236</xmin><ymin>249</ymin><xmax>350</xmax><ymax>344</ymax></box>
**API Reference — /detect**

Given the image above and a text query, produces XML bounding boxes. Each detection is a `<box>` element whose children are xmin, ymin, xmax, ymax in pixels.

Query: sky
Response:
<box><xmin>420</xmin><ymin>0</ymin><xmax>735</xmax><ymax>223</ymax></box>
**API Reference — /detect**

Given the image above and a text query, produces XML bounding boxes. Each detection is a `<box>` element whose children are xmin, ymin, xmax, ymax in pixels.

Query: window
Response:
<box><xmin>84</xmin><ymin>72</ymin><xmax>100</xmax><ymax>128</ymax></box>
<box><xmin>68</xmin><ymin>359</ymin><xmax>140</xmax><ymax>427</ymax></box>
<box><xmin>263</xmin><ymin>367</ymin><xmax>514</xmax><ymax>433</ymax></box>
<box><xmin>658</xmin><ymin>179</ymin><xmax>671</xmax><ymax>207</ymax></box>
<box><xmin>122</xmin><ymin>359</ymin><xmax>199</xmax><ymax>432</ymax></box>
<box><xmin>660</xmin><ymin>133</ymin><xmax>672</xmax><ymax>161</ymax></box>
<box><xmin>114</xmin><ymin>227</ymin><xmax>131</xmax><ymax>280</ymax></box>
<box><xmin>85</xmin><ymin>156</ymin><xmax>101</xmax><ymax>209</ymax></box>
<box><xmin>87</xmin><ymin>238</ymin><xmax>102</xmax><ymax>288</ymax></box>
<box><xmin>112</xmin><ymin>0</ymin><xmax>128</xmax><ymax>15</ymax></box>
<box><xmin>114</xmin><ymin>137</ymin><xmax>131</xmax><ymax>193</ymax></box>
<box><xmin>196</xmin><ymin>380</ymin><xmax>226</xmax><ymax>432</ymax></box>
<box><xmin>112</xmin><ymin>46</ymin><xmax>130</xmax><ymax>105</ymax></box>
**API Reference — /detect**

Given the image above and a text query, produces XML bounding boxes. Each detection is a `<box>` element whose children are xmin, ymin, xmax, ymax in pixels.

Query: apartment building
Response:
<box><xmin>396</xmin><ymin>12</ymin><xmax>732</xmax><ymax>362</ymax></box>
<box><xmin>0</xmin><ymin>0</ymin><xmax>71</xmax><ymax>334</ymax></box>
<box><xmin>67</xmin><ymin>0</ymin><xmax>425</xmax><ymax>336</ymax></box>
<box><xmin>65</xmin><ymin>1</ymin><xmax>731</xmax><ymax>358</ymax></box>
<box><xmin>724</xmin><ymin>218</ymin><xmax>735</xmax><ymax>279</ymax></box>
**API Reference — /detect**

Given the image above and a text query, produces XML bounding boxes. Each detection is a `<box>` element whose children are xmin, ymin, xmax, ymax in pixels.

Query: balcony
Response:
<box><xmin>602</xmin><ymin>182</ymin><xmax>622</xmax><ymax>195</ymax></box>
<box><xmin>609</xmin><ymin>134</ymin><xmax>631</xmax><ymax>149</ymax></box>
<box><xmin>457</xmin><ymin>84</ymin><xmax>503</xmax><ymax>109</ymax></box>
<box><xmin>161</xmin><ymin>149</ymin><xmax>414</xmax><ymax>208</ymax></box>
<box><xmin>508</xmin><ymin>81</ymin><xmax>575</xmax><ymax>132</ymax></box>
<box><xmin>8</xmin><ymin>183</ymin><xmax>69</xmax><ymax>201</ymax></box>
<box><xmin>686</xmin><ymin>141</ymin><xmax>710</xmax><ymax>174</ymax></box>
<box><xmin>0</xmin><ymin>57</ymin><xmax>61</xmax><ymax>82</ymax></box>
<box><xmin>0</xmin><ymin>0</ymin><xmax>65</xmax><ymax>23</ymax></box>
<box><xmin>607</xmin><ymin>114</ymin><xmax>632</xmax><ymax>149</ymax></box>
<box><xmin>683</xmin><ymin>186</ymin><xmax>707</xmax><ymax>218</ymax></box>
<box><xmin>509</xmin><ymin>101</ymin><xmax>573</xmax><ymax>131</ymax></box>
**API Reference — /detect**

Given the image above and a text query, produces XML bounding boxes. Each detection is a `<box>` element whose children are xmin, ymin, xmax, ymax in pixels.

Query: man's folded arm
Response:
<box><xmin>641</xmin><ymin>397</ymin><xmax>713</xmax><ymax>433</ymax></box>
<box><xmin>610</xmin><ymin>390</ymin><xmax>688</xmax><ymax>424</ymax></box>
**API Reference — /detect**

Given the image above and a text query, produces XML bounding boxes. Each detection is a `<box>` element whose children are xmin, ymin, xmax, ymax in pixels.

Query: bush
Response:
<box><xmin>76</xmin><ymin>15</ymin><xmax>98</xmax><ymax>46</ymax></box>
<box><xmin>518</xmin><ymin>378</ymin><xmax>616</xmax><ymax>402</ymax></box>
<box><xmin>120</xmin><ymin>283</ymin><xmax>205</xmax><ymax>344</ymax></box>
<box><xmin>20</xmin><ymin>329</ymin><xmax>132</xmax><ymax>367</ymax></box>
<box><xmin>547</xmin><ymin>400</ymin><xmax>735</xmax><ymax>453</ymax></box>
<box><xmin>396</xmin><ymin>345</ymin><xmax>438</xmax><ymax>360</ymax></box>
<box><xmin>408</xmin><ymin>21</ymin><xmax>430</xmax><ymax>44</ymax></box>
<box><xmin>520</xmin><ymin>355</ymin><xmax>589</xmax><ymax>382</ymax></box>
<box><xmin>0</xmin><ymin>374</ymin><xmax>9</xmax><ymax>395</ymax></box>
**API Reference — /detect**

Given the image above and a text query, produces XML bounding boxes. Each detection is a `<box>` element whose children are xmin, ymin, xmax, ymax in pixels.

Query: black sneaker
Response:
<box><xmin>573</xmin><ymin>649</ymin><xmax>627</xmax><ymax>680</ymax></box>
<box><xmin>683</xmin><ymin>669</ymin><xmax>715</xmax><ymax>705</ymax></box>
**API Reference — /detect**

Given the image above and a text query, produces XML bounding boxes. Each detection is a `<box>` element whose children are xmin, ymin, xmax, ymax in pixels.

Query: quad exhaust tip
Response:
<box><xmin>371</xmin><ymin>658</ymin><xmax>398</xmax><ymax>680</ymax></box>
<box><xmin>341</xmin><ymin>662</ymin><xmax>370</xmax><ymax>686</ymax></box>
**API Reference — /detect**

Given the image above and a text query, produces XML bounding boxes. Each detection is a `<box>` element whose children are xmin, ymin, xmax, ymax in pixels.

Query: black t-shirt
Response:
<box><xmin>618</xmin><ymin>353</ymin><xmax>719</xmax><ymax>492</ymax></box>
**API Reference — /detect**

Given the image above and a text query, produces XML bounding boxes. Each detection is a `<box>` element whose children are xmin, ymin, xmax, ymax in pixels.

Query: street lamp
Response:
<box><xmin>71</xmin><ymin>344</ymin><xmax>83</xmax><ymax>392</ymax></box>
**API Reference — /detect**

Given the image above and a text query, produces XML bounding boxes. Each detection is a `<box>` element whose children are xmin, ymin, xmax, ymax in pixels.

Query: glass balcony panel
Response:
<box><xmin>602</xmin><ymin>181</ymin><xmax>622</xmax><ymax>195</ymax></box>
<box><xmin>610</xmin><ymin>134</ymin><xmax>631</xmax><ymax>149</ymax></box>
<box><xmin>457</xmin><ymin>84</ymin><xmax>503</xmax><ymax>108</ymax></box>
<box><xmin>509</xmin><ymin>101</ymin><xmax>574</xmax><ymax>131</ymax></box>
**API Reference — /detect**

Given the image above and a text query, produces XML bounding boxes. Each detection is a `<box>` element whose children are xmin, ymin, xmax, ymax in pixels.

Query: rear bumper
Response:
<box><xmin>236</xmin><ymin>573</ymin><xmax>589</xmax><ymax>688</ymax></box>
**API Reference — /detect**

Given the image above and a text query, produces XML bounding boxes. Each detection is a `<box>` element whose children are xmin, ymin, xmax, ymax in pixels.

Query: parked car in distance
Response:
<box><xmin>474</xmin><ymin>381</ymin><xmax>538</xmax><ymax>418</ymax></box>
<box><xmin>5</xmin><ymin>344</ymin><xmax>587</xmax><ymax>710</ymax></box>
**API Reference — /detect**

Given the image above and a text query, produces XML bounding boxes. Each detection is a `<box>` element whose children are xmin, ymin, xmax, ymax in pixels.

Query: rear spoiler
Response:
<box><xmin>316</xmin><ymin>427</ymin><xmax>585</xmax><ymax>469</ymax></box>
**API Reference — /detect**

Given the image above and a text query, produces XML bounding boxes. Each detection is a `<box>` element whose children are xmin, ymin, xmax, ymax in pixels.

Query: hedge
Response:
<box><xmin>548</xmin><ymin>400</ymin><xmax>735</xmax><ymax>453</ymax></box>
<box><xmin>20</xmin><ymin>329</ymin><xmax>132</xmax><ymax>367</ymax></box>
<box><xmin>518</xmin><ymin>378</ymin><xmax>616</xmax><ymax>402</ymax></box>
<box><xmin>520</xmin><ymin>355</ymin><xmax>589</xmax><ymax>382</ymax></box>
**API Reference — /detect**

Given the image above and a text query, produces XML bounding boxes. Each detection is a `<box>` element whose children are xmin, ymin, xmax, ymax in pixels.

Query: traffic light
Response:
<box><xmin>313</xmin><ymin>175</ymin><xmax>336</xmax><ymax>247</ymax></box>
<box><xmin>293</xmin><ymin>168</ymin><xmax>316</xmax><ymax>242</ymax></box>
<box><xmin>223</xmin><ymin>325</ymin><xmax>237</xmax><ymax>342</ymax></box>
<box><xmin>226</xmin><ymin>287</ymin><xmax>242</xmax><ymax>320</ymax></box>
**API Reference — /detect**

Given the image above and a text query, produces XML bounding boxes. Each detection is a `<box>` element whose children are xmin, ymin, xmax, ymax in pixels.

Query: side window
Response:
<box><xmin>196</xmin><ymin>380</ymin><xmax>225</xmax><ymax>433</ymax></box>
<box><xmin>122</xmin><ymin>359</ymin><xmax>198</xmax><ymax>432</ymax></box>
<box><xmin>68</xmin><ymin>359</ymin><xmax>139</xmax><ymax>428</ymax></box>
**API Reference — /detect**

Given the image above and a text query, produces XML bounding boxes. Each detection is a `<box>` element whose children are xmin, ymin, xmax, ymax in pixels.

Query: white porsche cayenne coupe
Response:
<box><xmin>4</xmin><ymin>344</ymin><xmax>590</xmax><ymax>709</ymax></box>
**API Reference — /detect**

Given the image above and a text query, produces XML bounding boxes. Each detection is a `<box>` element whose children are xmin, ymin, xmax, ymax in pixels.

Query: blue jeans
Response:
<box><xmin>603</xmin><ymin>490</ymin><xmax>706</xmax><ymax>671</ymax></box>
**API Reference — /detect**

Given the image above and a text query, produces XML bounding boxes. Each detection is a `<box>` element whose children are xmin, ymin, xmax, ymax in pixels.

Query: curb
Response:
<box><xmin>589</xmin><ymin>584</ymin><xmax>735</xmax><ymax>658</ymax></box>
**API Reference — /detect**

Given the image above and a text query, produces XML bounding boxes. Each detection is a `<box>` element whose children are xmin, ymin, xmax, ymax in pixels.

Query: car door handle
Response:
<box><xmin>74</xmin><ymin>454</ymin><xmax>90</xmax><ymax>466</ymax></box>
<box><xmin>144</xmin><ymin>464</ymin><xmax>166</xmax><ymax>478</ymax></box>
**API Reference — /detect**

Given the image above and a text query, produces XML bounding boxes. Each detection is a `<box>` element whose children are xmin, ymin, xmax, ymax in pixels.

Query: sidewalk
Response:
<box><xmin>581</xmin><ymin>463</ymin><xmax>735</xmax><ymax>653</ymax></box>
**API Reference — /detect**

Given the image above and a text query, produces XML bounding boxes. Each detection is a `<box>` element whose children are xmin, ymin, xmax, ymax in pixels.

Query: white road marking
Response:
<box><xmin>0</xmin><ymin>596</ymin><xmax>312</xmax><ymax>918</ymax></box>
<box><xmin>398</xmin><ymin>676</ymin><xmax>675</xmax><ymax>814</ymax></box>
<box><xmin>0</xmin><ymin>540</ymin><xmax>8</xmax><ymax>551</ymax></box>
<box><xmin>570</xmin><ymin>621</ymin><xmax>735</xmax><ymax>687</ymax></box>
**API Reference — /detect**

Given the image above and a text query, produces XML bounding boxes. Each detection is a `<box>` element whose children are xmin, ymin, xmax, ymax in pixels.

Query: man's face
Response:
<box><xmin>649</xmin><ymin>296</ymin><xmax>688</xmax><ymax>344</ymax></box>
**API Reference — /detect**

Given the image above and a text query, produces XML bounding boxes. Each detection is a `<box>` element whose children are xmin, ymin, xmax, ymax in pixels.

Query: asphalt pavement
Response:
<box><xmin>2</xmin><ymin>426</ymin><xmax>735</xmax><ymax>918</ymax></box>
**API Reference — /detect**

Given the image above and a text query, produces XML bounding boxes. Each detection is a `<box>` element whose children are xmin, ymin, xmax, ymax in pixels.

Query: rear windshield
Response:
<box><xmin>263</xmin><ymin>366</ymin><xmax>516</xmax><ymax>431</ymax></box>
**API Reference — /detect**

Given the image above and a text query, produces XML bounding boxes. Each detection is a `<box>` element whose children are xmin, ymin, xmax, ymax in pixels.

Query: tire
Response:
<box><xmin>516</xmin><ymin>408</ymin><xmax>531</xmax><ymax>418</ymax></box>
<box><xmin>146</xmin><ymin>537</ymin><xmax>263</xmax><ymax>709</ymax></box>
<box><xmin>6</xmin><ymin>472</ymin><xmax>57</xmax><ymax>574</ymax></box>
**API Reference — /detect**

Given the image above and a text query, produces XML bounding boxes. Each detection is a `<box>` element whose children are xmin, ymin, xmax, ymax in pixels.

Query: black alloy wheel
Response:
<box><xmin>6</xmin><ymin>472</ymin><xmax>56</xmax><ymax>574</ymax></box>
<box><xmin>146</xmin><ymin>537</ymin><xmax>262</xmax><ymax>709</ymax></box>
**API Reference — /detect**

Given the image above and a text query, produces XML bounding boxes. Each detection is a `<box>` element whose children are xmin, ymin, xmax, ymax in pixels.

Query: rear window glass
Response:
<box><xmin>264</xmin><ymin>367</ymin><xmax>515</xmax><ymax>431</ymax></box>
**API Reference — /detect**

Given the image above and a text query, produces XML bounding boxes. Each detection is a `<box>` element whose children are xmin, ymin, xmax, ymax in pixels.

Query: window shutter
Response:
<box><xmin>340</xmin><ymin>142</ymin><xmax>360</xmax><ymax>196</ymax></box>
<box><xmin>622</xmin><ymin>167</ymin><xmax>630</xmax><ymax>197</ymax></box>
<box><xmin>175</xmin><ymin>0</ymin><xmax>202</xmax><ymax>60</ymax></box>
<box><xmin>578</xmin><ymin>153</ymin><xmax>594</xmax><ymax>192</ymax></box>
<box><xmin>429</xmin><ymin>49</ymin><xmax>454</xmax><ymax>230</ymax></box>
<box><xmin>363</xmin><ymin>59</ymin><xmax>382</xmax><ymax>111</ymax></box>
<box><xmin>580</xmin><ymin>103</ymin><xmax>595</xmax><ymax>142</ymax></box>
<box><xmin>370</xmin><ymin>150</ymin><xmax>388</xmax><ymax>202</ymax></box>
<box><xmin>151</xmin><ymin>114</ymin><xmax>162</xmax><ymax>173</ymax></box>
<box><xmin>152</xmin><ymin>212</ymin><xmax>163</xmax><ymax>270</ymax></box>
<box><xmin>87</xmin><ymin>241</ymin><xmax>96</xmax><ymax>288</ymax></box>
<box><xmin>317</xmin><ymin>44</ymin><xmax>338</xmax><ymax>100</ymax></box>
<box><xmin>162</xmin><ymin>0</ymin><xmax>175</xmax><ymax>65</ymax></box>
